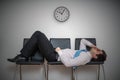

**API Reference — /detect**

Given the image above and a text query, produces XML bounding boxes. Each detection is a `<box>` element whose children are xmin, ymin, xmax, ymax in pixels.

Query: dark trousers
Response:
<box><xmin>20</xmin><ymin>31</ymin><xmax>57</xmax><ymax>62</ymax></box>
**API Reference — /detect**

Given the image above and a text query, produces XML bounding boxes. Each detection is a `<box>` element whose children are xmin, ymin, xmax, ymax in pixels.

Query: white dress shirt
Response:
<box><xmin>57</xmin><ymin>39</ymin><xmax>94</xmax><ymax>67</ymax></box>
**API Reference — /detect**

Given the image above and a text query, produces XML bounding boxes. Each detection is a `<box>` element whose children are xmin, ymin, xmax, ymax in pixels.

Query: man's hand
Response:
<box><xmin>55</xmin><ymin>47</ymin><xmax>61</xmax><ymax>53</ymax></box>
<box><xmin>92</xmin><ymin>46</ymin><xmax>103</xmax><ymax>54</ymax></box>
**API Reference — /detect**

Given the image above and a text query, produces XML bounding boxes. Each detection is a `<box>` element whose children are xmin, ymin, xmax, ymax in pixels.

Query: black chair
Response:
<box><xmin>74</xmin><ymin>38</ymin><xmax>105</xmax><ymax>80</ymax></box>
<box><xmin>15</xmin><ymin>38</ymin><xmax>45</xmax><ymax>80</ymax></box>
<box><xmin>46</xmin><ymin>38</ymin><xmax>73</xmax><ymax>80</ymax></box>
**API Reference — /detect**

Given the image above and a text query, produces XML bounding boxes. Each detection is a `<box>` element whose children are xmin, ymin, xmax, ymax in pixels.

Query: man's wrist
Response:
<box><xmin>57</xmin><ymin>50</ymin><xmax>63</xmax><ymax>56</ymax></box>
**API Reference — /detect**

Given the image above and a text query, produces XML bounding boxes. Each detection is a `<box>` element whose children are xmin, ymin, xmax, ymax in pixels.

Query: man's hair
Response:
<box><xmin>91</xmin><ymin>50</ymin><xmax>107</xmax><ymax>62</ymax></box>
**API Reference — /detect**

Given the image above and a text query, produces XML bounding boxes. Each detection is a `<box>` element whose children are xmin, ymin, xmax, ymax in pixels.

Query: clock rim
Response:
<box><xmin>54</xmin><ymin>6</ymin><xmax>70</xmax><ymax>22</ymax></box>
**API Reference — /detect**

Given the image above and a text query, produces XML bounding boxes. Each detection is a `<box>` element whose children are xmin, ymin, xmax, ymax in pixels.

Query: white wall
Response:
<box><xmin>0</xmin><ymin>0</ymin><xmax>120</xmax><ymax>80</ymax></box>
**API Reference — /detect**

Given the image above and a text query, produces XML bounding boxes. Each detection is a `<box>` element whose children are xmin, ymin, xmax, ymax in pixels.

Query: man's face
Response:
<box><xmin>91</xmin><ymin>47</ymin><xmax>103</xmax><ymax>59</ymax></box>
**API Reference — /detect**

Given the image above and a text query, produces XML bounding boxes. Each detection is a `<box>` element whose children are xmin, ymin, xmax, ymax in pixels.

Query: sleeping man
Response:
<box><xmin>8</xmin><ymin>31</ymin><xmax>107</xmax><ymax>67</ymax></box>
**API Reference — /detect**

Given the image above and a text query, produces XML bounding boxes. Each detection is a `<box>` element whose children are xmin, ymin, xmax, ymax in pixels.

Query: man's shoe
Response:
<box><xmin>7</xmin><ymin>55</ymin><xmax>26</xmax><ymax>62</ymax></box>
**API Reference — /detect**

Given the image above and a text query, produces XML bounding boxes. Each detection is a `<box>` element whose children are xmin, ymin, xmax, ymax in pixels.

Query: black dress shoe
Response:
<box><xmin>7</xmin><ymin>55</ymin><xmax>27</xmax><ymax>62</ymax></box>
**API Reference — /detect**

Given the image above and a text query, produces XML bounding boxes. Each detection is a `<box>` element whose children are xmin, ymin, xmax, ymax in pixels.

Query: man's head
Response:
<box><xmin>90</xmin><ymin>47</ymin><xmax>107</xmax><ymax>61</ymax></box>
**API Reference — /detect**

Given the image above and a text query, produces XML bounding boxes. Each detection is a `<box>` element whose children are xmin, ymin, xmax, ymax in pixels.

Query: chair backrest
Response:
<box><xmin>75</xmin><ymin>38</ymin><xmax>96</xmax><ymax>51</ymax></box>
<box><xmin>50</xmin><ymin>38</ymin><xmax>71</xmax><ymax>49</ymax></box>
<box><xmin>50</xmin><ymin>38</ymin><xmax>71</xmax><ymax>61</ymax></box>
<box><xmin>23</xmin><ymin>38</ymin><xmax>44</xmax><ymax>62</ymax></box>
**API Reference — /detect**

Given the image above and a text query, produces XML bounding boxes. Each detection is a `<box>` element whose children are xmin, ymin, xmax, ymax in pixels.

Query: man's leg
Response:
<box><xmin>8</xmin><ymin>31</ymin><xmax>57</xmax><ymax>62</ymax></box>
<box><xmin>20</xmin><ymin>31</ymin><xmax>39</xmax><ymax>58</ymax></box>
<box><xmin>20</xmin><ymin>31</ymin><xmax>57</xmax><ymax>62</ymax></box>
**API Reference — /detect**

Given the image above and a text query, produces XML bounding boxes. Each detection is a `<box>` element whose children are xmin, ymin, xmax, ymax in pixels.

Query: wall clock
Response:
<box><xmin>54</xmin><ymin>6</ymin><xmax>70</xmax><ymax>22</ymax></box>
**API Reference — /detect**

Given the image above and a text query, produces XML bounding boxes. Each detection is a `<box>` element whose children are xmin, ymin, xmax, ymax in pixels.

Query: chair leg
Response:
<box><xmin>72</xmin><ymin>68</ymin><xmax>76</xmax><ymax>80</ymax></box>
<box><xmin>13</xmin><ymin>64</ymin><xmax>18</xmax><ymax>80</ymax></box>
<box><xmin>43</xmin><ymin>64</ymin><xmax>46</xmax><ymax>80</ymax></box>
<box><xmin>71</xmin><ymin>68</ymin><xmax>73</xmax><ymax>80</ymax></box>
<box><xmin>73</xmin><ymin>68</ymin><xmax>77</xmax><ymax>80</ymax></box>
<box><xmin>101</xmin><ymin>64</ymin><xmax>106</xmax><ymax>80</ymax></box>
<box><xmin>19</xmin><ymin>65</ymin><xmax>22</xmax><ymax>80</ymax></box>
<box><xmin>97</xmin><ymin>65</ymin><xmax>100</xmax><ymax>80</ymax></box>
<box><xmin>74</xmin><ymin>69</ymin><xmax>77</xmax><ymax>80</ymax></box>
<box><xmin>46</xmin><ymin>64</ymin><xmax>49</xmax><ymax>80</ymax></box>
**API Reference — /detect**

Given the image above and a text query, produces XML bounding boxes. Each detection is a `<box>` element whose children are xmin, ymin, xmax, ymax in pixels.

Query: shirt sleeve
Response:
<box><xmin>57</xmin><ymin>50</ymin><xmax>90</xmax><ymax>67</ymax></box>
<box><xmin>80</xmin><ymin>39</ymin><xmax>95</xmax><ymax>50</ymax></box>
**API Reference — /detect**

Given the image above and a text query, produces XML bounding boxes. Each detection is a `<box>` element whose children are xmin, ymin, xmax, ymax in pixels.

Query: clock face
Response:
<box><xmin>54</xmin><ymin>6</ymin><xmax>70</xmax><ymax>22</ymax></box>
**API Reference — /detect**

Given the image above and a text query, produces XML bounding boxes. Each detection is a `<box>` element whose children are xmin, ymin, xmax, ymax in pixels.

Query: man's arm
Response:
<box><xmin>80</xmin><ymin>39</ymin><xmax>96</xmax><ymax>50</ymax></box>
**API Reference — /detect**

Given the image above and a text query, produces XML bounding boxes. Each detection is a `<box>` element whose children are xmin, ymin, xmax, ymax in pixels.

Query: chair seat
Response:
<box><xmin>16</xmin><ymin>60</ymin><xmax>44</xmax><ymax>65</ymax></box>
<box><xmin>47</xmin><ymin>61</ymin><xmax>63</xmax><ymax>65</ymax></box>
<box><xmin>48</xmin><ymin>61</ymin><xmax>104</xmax><ymax>65</ymax></box>
<box><xmin>87</xmin><ymin>61</ymin><xmax>104</xmax><ymax>65</ymax></box>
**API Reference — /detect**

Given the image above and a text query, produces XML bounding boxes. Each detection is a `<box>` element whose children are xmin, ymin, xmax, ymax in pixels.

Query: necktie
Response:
<box><xmin>73</xmin><ymin>49</ymin><xmax>87</xmax><ymax>59</ymax></box>
<box><xmin>73</xmin><ymin>49</ymin><xmax>87</xmax><ymax>69</ymax></box>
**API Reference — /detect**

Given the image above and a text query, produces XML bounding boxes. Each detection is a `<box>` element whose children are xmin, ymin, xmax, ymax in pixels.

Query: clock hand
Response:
<box><xmin>61</xmin><ymin>9</ymin><xmax>65</xmax><ymax>15</ymax></box>
<box><xmin>59</xmin><ymin>11</ymin><xmax>62</xmax><ymax>15</ymax></box>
